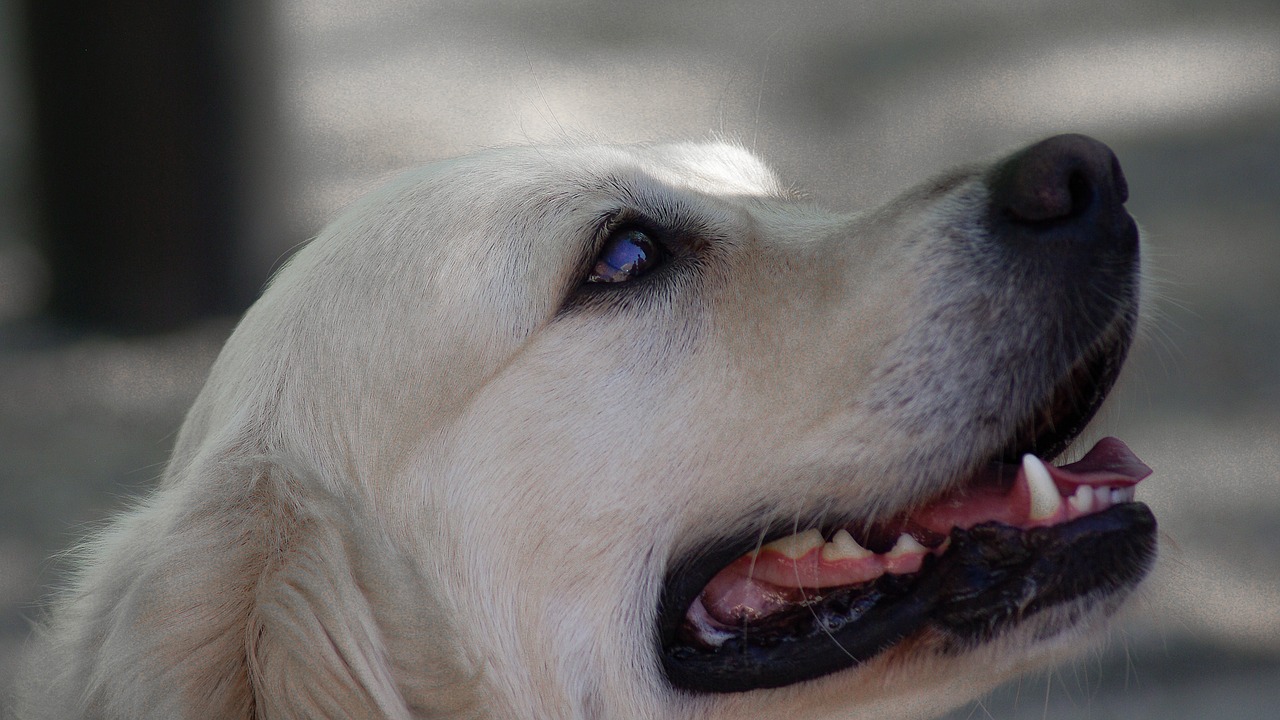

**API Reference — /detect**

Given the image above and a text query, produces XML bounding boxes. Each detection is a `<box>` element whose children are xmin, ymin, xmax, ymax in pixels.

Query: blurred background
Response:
<box><xmin>1</xmin><ymin>1</ymin><xmax>1277</xmax><ymax>717</ymax></box>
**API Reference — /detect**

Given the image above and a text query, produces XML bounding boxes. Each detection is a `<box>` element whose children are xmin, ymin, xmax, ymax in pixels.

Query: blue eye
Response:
<box><xmin>587</xmin><ymin>228</ymin><xmax>665</xmax><ymax>283</ymax></box>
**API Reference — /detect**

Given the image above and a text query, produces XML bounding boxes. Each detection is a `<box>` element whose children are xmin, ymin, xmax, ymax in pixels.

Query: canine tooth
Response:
<box><xmin>762</xmin><ymin>529</ymin><xmax>825</xmax><ymax>559</ymax></box>
<box><xmin>1068</xmin><ymin>485</ymin><xmax>1094</xmax><ymax>514</ymax></box>
<box><xmin>822</xmin><ymin>529</ymin><xmax>873</xmax><ymax>561</ymax></box>
<box><xmin>1023</xmin><ymin>454</ymin><xmax>1061</xmax><ymax>521</ymax></box>
<box><xmin>1111</xmin><ymin>488</ymin><xmax>1128</xmax><ymax>505</ymax></box>
<box><xmin>886</xmin><ymin>533</ymin><xmax>927</xmax><ymax>557</ymax></box>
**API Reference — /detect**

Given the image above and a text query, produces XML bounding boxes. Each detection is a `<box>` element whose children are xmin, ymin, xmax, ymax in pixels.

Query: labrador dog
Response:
<box><xmin>14</xmin><ymin>134</ymin><xmax>1155</xmax><ymax>719</ymax></box>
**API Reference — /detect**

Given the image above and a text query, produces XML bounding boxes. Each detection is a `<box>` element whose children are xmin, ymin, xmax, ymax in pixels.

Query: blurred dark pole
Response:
<box><xmin>23</xmin><ymin>1</ymin><xmax>279</xmax><ymax>334</ymax></box>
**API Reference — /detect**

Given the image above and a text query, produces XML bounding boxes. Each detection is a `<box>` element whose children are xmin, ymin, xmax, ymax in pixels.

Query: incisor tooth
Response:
<box><xmin>822</xmin><ymin>529</ymin><xmax>873</xmax><ymax>561</ymax></box>
<box><xmin>886</xmin><ymin>533</ymin><xmax>927</xmax><ymax>557</ymax></box>
<box><xmin>762</xmin><ymin>528</ymin><xmax>825</xmax><ymax>559</ymax></box>
<box><xmin>1094</xmin><ymin>486</ymin><xmax>1111</xmax><ymax>509</ymax></box>
<box><xmin>1023</xmin><ymin>454</ymin><xmax>1062</xmax><ymax>521</ymax></box>
<box><xmin>1068</xmin><ymin>485</ymin><xmax>1094</xmax><ymax>514</ymax></box>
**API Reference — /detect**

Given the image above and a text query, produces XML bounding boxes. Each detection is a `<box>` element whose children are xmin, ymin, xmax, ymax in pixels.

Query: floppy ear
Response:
<box><xmin>14</xmin><ymin>461</ymin><xmax>275</xmax><ymax>719</ymax></box>
<box><xmin>247</xmin><ymin>473</ymin><xmax>483</xmax><ymax>719</ymax></box>
<box><xmin>14</xmin><ymin>460</ymin><xmax>480</xmax><ymax>720</ymax></box>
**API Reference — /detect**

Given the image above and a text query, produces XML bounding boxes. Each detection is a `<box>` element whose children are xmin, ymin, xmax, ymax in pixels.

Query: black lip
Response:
<box><xmin>659</xmin><ymin>503</ymin><xmax>1157</xmax><ymax>693</ymax></box>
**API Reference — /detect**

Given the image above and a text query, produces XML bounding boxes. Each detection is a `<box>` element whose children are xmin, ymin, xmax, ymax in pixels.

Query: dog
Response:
<box><xmin>13</xmin><ymin>134</ymin><xmax>1155</xmax><ymax>719</ymax></box>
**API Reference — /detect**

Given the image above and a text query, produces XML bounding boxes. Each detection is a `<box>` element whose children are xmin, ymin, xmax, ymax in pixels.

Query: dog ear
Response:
<box><xmin>247</xmin><ymin>473</ymin><xmax>483</xmax><ymax>719</ymax></box>
<box><xmin>15</xmin><ymin>460</ymin><xmax>481</xmax><ymax>720</ymax></box>
<box><xmin>13</xmin><ymin>462</ymin><xmax>273</xmax><ymax>719</ymax></box>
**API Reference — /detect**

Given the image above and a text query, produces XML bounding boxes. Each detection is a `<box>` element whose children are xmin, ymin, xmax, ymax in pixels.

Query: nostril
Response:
<box><xmin>1066</xmin><ymin>169</ymin><xmax>1093</xmax><ymax>219</ymax></box>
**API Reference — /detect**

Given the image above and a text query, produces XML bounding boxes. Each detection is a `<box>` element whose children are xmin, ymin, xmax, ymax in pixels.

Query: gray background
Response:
<box><xmin>2</xmin><ymin>1</ymin><xmax>1279</xmax><ymax>717</ymax></box>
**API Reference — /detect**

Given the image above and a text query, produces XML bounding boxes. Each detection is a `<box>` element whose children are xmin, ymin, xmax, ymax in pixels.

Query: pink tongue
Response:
<box><xmin>911</xmin><ymin>436</ymin><xmax>1151</xmax><ymax>534</ymax></box>
<box><xmin>1053</xmin><ymin>436</ymin><xmax>1152</xmax><ymax>486</ymax></box>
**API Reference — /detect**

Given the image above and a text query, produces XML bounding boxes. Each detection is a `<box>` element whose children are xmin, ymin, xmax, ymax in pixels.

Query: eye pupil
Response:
<box><xmin>588</xmin><ymin>229</ymin><xmax>663</xmax><ymax>283</ymax></box>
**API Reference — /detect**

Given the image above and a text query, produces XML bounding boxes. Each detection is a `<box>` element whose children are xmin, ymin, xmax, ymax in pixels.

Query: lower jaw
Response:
<box><xmin>660</xmin><ymin>502</ymin><xmax>1157</xmax><ymax>694</ymax></box>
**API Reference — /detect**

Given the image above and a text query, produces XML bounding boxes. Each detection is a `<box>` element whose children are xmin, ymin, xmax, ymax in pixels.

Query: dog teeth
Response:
<box><xmin>821</xmin><ymin>529</ymin><xmax>873</xmax><ymax>561</ymax></box>
<box><xmin>762</xmin><ymin>528</ymin><xmax>825</xmax><ymax>559</ymax></box>
<box><xmin>885</xmin><ymin>533</ymin><xmax>927</xmax><ymax>557</ymax></box>
<box><xmin>1067</xmin><ymin>485</ymin><xmax>1094</xmax><ymax>514</ymax></box>
<box><xmin>1094</xmin><ymin>486</ymin><xmax>1112</xmax><ymax>510</ymax></box>
<box><xmin>1023</xmin><ymin>454</ymin><xmax>1061</xmax><ymax>521</ymax></box>
<box><xmin>1060</xmin><ymin>484</ymin><xmax>1137</xmax><ymax>518</ymax></box>
<box><xmin>1112</xmin><ymin>487</ymin><xmax>1134</xmax><ymax>504</ymax></box>
<box><xmin>753</xmin><ymin>470</ymin><xmax>1139</xmax><ymax>576</ymax></box>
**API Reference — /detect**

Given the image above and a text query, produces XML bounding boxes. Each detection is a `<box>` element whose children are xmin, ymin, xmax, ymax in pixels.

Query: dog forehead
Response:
<box><xmin>460</xmin><ymin>140</ymin><xmax>784</xmax><ymax>199</ymax></box>
<box><xmin>361</xmin><ymin>141</ymin><xmax>781</xmax><ymax>290</ymax></box>
<box><xmin>248</xmin><ymin>139</ymin><xmax>789</xmax><ymax>409</ymax></box>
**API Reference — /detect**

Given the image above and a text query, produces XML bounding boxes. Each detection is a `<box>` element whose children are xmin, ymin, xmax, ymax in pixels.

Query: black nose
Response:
<box><xmin>987</xmin><ymin>134</ymin><xmax>1136</xmax><ymax>257</ymax></box>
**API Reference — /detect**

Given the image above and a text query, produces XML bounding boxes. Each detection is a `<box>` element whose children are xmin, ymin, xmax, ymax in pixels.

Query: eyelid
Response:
<box><xmin>575</xmin><ymin>206</ymin><xmax>708</xmax><ymax>292</ymax></box>
<box><xmin>582</xmin><ymin>210</ymin><xmax>630</xmax><ymax>267</ymax></box>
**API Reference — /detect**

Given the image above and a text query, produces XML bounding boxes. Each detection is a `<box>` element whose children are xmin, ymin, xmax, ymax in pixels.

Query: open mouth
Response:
<box><xmin>658</xmin><ymin>328</ymin><xmax>1158</xmax><ymax>693</ymax></box>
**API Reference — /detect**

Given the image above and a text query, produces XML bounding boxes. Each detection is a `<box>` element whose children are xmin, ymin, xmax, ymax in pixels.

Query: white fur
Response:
<box><xmin>14</xmin><ymin>141</ymin><xmax>1127</xmax><ymax>719</ymax></box>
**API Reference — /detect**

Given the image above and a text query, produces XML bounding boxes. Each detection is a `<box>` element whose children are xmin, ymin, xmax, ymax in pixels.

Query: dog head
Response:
<box><xmin>19</xmin><ymin>136</ymin><xmax>1154</xmax><ymax>720</ymax></box>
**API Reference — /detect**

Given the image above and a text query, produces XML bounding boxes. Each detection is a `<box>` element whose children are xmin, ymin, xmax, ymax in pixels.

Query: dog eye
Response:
<box><xmin>587</xmin><ymin>228</ymin><xmax>665</xmax><ymax>283</ymax></box>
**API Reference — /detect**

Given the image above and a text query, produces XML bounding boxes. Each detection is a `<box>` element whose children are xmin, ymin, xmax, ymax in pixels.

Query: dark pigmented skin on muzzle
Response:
<box><xmin>929</xmin><ymin>503</ymin><xmax>1156</xmax><ymax>642</ymax></box>
<box><xmin>659</xmin><ymin>504</ymin><xmax>1157</xmax><ymax>693</ymax></box>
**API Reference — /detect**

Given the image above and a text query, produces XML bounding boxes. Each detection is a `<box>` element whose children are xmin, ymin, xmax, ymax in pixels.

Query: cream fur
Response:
<box><xmin>14</xmin><ymin>141</ymin><xmax>1135</xmax><ymax>719</ymax></box>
